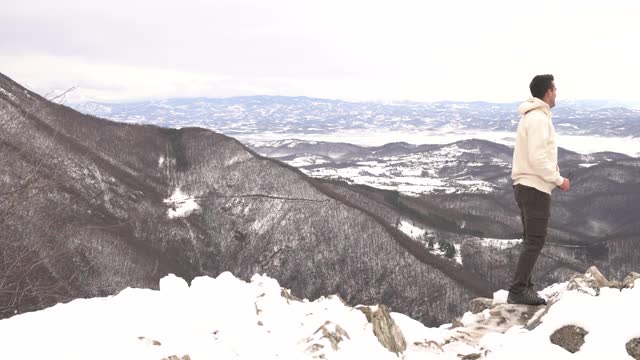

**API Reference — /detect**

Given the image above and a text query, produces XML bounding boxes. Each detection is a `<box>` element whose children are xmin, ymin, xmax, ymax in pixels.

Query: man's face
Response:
<box><xmin>546</xmin><ymin>81</ymin><xmax>557</xmax><ymax>108</ymax></box>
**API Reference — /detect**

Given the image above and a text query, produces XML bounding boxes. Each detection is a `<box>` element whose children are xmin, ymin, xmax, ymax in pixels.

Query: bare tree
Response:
<box><xmin>0</xmin><ymin>97</ymin><xmax>78</xmax><ymax>318</ymax></box>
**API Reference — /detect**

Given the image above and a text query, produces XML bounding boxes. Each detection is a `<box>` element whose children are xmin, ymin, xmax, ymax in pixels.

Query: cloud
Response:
<box><xmin>1</xmin><ymin>0</ymin><xmax>639</xmax><ymax>102</ymax></box>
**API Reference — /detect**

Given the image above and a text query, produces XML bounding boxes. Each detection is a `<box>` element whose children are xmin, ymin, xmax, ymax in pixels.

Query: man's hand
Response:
<box><xmin>558</xmin><ymin>177</ymin><xmax>571</xmax><ymax>191</ymax></box>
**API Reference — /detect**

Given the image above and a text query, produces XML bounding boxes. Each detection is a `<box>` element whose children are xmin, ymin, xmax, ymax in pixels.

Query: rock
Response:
<box><xmin>280</xmin><ymin>288</ymin><xmax>301</xmax><ymax>302</ymax></box>
<box><xmin>469</xmin><ymin>297</ymin><xmax>493</xmax><ymax>314</ymax></box>
<box><xmin>312</xmin><ymin>321</ymin><xmax>350</xmax><ymax>351</ymax></box>
<box><xmin>137</xmin><ymin>336</ymin><xmax>161</xmax><ymax>346</ymax></box>
<box><xmin>608</xmin><ymin>280</ymin><xmax>624</xmax><ymax>289</ymax></box>
<box><xmin>568</xmin><ymin>266</ymin><xmax>610</xmax><ymax>295</ymax></box>
<box><xmin>461</xmin><ymin>353</ymin><xmax>482</xmax><ymax>360</ymax></box>
<box><xmin>162</xmin><ymin>355</ymin><xmax>190</xmax><ymax>360</ymax></box>
<box><xmin>624</xmin><ymin>272</ymin><xmax>640</xmax><ymax>289</ymax></box>
<box><xmin>358</xmin><ymin>305</ymin><xmax>407</xmax><ymax>354</ymax></box>
<box><xmin>567</xmin><ymin>275</ymin><xmax>600</xmax><ymax>295</ymax></box>
<box><xmin>550</xmin><ymin>325</ymin><xmax>588</xmax><ymax>353</ymax></box>
<box><xmin>585</xmin><ymin>266</ymin><xmax>610</xmax><ymax>287</ymax></box>
<box><xmin>627</xmin><ymin>338</ymin><xmax>640</xmax><ymax>360</ymax></box>
<box><xmin>450</xmin><ymin>319</ymin><xmax>464</xmax><ymax>329</ymax></box>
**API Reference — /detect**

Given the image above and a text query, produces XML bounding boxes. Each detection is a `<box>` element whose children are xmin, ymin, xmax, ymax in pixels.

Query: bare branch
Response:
<box><xmin>46</xmin><ymin>86</ymin><xmax>77</xmax><ymax>104</ymax></box>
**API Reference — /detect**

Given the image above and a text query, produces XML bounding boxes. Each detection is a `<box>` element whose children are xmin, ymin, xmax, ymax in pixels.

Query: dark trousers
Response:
<box><xmin>510</xmin><ymin>184</ymin><xmax>551</xmax><ymax>294</ymax></box>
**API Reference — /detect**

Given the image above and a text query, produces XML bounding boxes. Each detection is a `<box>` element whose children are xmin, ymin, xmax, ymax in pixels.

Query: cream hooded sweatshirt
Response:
<box><xmin>511</xmin><ymin>97</ymin><xmax>564</xmax><ymax>194</ymax></box>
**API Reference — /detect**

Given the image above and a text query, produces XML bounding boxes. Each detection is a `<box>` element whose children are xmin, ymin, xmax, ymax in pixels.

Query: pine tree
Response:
<box><xmin>445</xmin><ymin>243</ymin><xmax>456</xmax><ymax>259</ymax></box>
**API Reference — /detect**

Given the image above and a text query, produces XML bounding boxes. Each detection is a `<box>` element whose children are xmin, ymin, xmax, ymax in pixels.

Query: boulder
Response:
<box><xmin>567</xmin><ymin>266</ymin><xmax>610</xmax><ymax>295</ymax></box>
<box><xmin>624</xmin><ymin>272</ymin><xmax>640</xmax><ymax>289</ymax></box>
<box><xmin>627</xmin><ymin>337</ymin><xmax>640</xmax><ymax>360</ymax></box>
<box><xmin>469</xmin><ymin>297</ymin><xmax>493</xmax><ymax>314</ymax></box>
<box><xmin>358</xmin><ymin>305</ymin><xmax>407</xmax><ymax>354</ymax></box>
<box><xmin>550</xmin><ymin>325</ymin><xmax>588</xmax><ymax>353</ymax></box>
<box><xmin>585</xmin><ymin>266</ymin><xmax>609</xmax><ymax>287</ymax></box>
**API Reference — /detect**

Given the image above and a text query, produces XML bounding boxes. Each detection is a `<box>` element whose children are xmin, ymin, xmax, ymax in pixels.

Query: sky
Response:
<box><xmin>0</xmin><ymin>271</ymin><xmax>638</xmax><ymax>359</ymax></box>
<box><xmin>1</xmin><ymin>0</ymin><xmax>640</xmax><ymax>103</ymax></box>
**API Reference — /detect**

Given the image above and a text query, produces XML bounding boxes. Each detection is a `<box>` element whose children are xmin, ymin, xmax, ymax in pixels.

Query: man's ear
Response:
<box><xmin>544</xmin><ymin>88</ymin><xmax>553</xmax><ymax>100</ymax></box>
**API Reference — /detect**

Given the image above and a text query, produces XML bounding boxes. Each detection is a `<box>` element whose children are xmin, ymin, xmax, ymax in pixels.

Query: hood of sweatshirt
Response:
<box><xmin>518</xmin><ymin>97</ymin><xmax>551</xmax><ymax>116</ymax></box>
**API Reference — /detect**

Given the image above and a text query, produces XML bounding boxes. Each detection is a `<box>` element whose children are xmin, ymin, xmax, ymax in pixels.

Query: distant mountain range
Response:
<box><xmin>71</xmin><ymin>96</ymin><xmax>640</xmax><ymax>138</ymax></box>
<box><xmin>248</xmin><ymin>138</ymin><xmax>629</xmax><ymax>195</ymax></box>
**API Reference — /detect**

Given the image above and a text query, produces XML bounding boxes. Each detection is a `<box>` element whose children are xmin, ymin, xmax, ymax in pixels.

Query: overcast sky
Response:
<box><xmin>1</xmin><ymin>0</ymin><xmax>639</xmax><ymax>103</ymax></box>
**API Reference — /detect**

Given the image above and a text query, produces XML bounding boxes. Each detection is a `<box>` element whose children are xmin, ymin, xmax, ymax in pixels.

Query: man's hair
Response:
<box><xmin>529</xmin><ymin>74</ymin><xmax>554</xmax><ymax>99</ymax></box>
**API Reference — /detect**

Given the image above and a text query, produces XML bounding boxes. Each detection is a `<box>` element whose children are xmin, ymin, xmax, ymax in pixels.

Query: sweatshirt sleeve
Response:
<box><xmin>525</xmin><ymin>114</ymin><xmax>563</xmax><ymax>185</ymax></box>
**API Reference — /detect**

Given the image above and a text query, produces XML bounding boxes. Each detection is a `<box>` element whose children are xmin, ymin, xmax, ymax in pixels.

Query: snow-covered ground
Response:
<box><xmin>479</xmin><ymin>238</ymin><xmax>522</xmax><ymax>250</ymax></box>
<box><xmin>163</xmin><ymin>187</ymin><xmax>200</xmax><ymax>219</ymax></box>
<box><xmin>1</xmin><ymin>272</ymin><xmax>638</xmax><ymax>360</ymax></box>
<box><xmin>296</xmin><ymin>146</ymin><xmax>502</xmax><ymax>196</ymax></box>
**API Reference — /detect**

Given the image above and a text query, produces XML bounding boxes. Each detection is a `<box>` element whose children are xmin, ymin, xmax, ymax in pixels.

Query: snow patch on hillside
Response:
<box><xmin>163</xmin><ymin>187</ymin><xmax>200</xmax><ymax>218</ymax></box>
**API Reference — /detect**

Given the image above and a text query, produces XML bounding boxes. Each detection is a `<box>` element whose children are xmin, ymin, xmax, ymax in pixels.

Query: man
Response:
<box><xmin>508</xmin><ymin>74</ymin><xmax>570</xmax><ymax>305</ymax></box>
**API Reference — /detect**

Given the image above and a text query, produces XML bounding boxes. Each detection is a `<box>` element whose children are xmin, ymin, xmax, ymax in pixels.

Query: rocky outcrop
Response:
<box><xmin>624</xmin><ymin>273</ymin><xmax>640</xmax><ymax>288</ymax></box>
<box><xmin>280</xmin><ymin>288</ymin><xmax>301</xmax><ymax>303</ymax></box>
<box><xmin>568</xmin><ymin>266</ymin><xmax>640</xmax><ymax>295</ymax></box>
<box><xmin>550</xmin><ymin>325</ymin><xmax>588</xmax><ymax>353</ymax></box>
<box><xmin>357</xmin><ymin>305</ymin><xmax>407</xmax><ymax>354</ymax></box>
<box><xmin>468</xmin><ymin>297</ymin><xmax>493</xmax><ymax>314</ymax></box>
<box><xmin>627</xmin><ymin>338</ymin><xmax>640</xmax><ymax>360</ymax></box>
<box><xmin>305</xmin><ymin>320</ymin><xmax>351</xmax><ymax>358</ymax></box>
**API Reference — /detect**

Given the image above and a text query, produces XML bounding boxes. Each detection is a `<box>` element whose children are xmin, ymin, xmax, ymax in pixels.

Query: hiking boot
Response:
<box><xmin>507</xmin><ymin>288</ymin><xmax>547</xmax><ymax>306</ymax></box>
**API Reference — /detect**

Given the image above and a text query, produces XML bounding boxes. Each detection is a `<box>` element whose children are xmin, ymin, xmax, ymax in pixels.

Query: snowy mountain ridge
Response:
<box><xmin>1</xmin><ymin>267</ymin><xmax>639</xmax><ymax>360</ymax></box>
<box><xmin>71</xmin><ymin>96</ymin><xmax>640</xmax><ymax>139</ymax></box>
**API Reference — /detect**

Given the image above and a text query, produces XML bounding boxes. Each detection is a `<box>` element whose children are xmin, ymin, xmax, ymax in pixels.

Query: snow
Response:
<box><xmin>0</xmin><ymin>86</ymin><xmax>16</xmax><ymax>101</ymax></box>
<box><xmin>1</xmin><ymin>272</ymin><xmax>638</xmax><ymax>359</ymax></box>
<box><xmin>163</xmin><ymin>187</ymin><xmax>200</xmax><ymax>218</ymax></box>
<box><xmin>287</xmin><ymin>155</ymin><xmax>330</xmax><ymax>167</ymax></box>
<box><xmin>481</xmin><ymin>283</ymin><xmax>640</xmax><ymax>359</ymax></box>
<box><xmin>453</xmin><ymin>244</ymin><xmax>463</xmax><ymax>265</ymax></box>
<box><xmin>297</xmin><ymin>150</ymin><xmax>495</xmax><ymax>196</ymax></box>
<box><xmin>479</xmin><ymin>237</ymin><xmax>522</xmax><ymax>250</ymax></box>
<box><xmin>398</xmin><ymin>220</ymin><xmax>426</xmax><ymax>239</ymax></box>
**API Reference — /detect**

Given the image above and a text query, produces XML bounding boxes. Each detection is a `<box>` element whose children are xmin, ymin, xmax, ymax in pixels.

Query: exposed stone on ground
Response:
<box><xmin>627</xmin><ymin>338</ymin><xmax>640</xmax><ymax>360</ymax></box>
<box><xmin>309</xmin><ymin>321</ymin><xmax>350</xmax><ymax>351</ymax></box>
<box><xmin>469</xmin><ymin>298</ymin><xmax>493</xmax><ymax>314</ymax></box>
<box><xmin>357</xmin><ymin>305</ymin><xmax>407</xmax><ymax>354</ymax></box>
<box><xmin>137</xmin><ymin>336</ymin><xmax>161</xmax><ymax>346</ymax></box>
<box><xmin>461</xmin><ymin>353</ymin><xmax>482</xmax><ymax>360</ymax></box>
<box><xmin>568</xmin><ymin>266</ymin><xmax>608</xmax><ymax>295</ymax></box>
<box><xmin>450</xmin><ymin>319</ymin><xmax>464</xmax><ymax>328</ymax></box>
<box><xmin>550</xmin><ymin>325</ymin><xmax>588</xmax><ymax>353</ymax></box>
<box><xmin>585</xmin><ymin>266</ymin><xmax>609</xmax><ymax>286</ymax></box>
<box><xmin>280</xmin><ymin>288</ymin><xmax>301</xmax><ymax>302</ymax></box>
<box><xmin>624</xmin><ymin>272</ymin><xmax>640</xmax><ymax>288</ymax></box>
<box><xmin>568</xmin><ymin>267</ymin><xmax>640</xmax><ymax>295</ymax></box>
<box><xmin>410</xmin><ymin>266</ymin><xmax>639</xmax><ymax>357</ymax></box>
<box><xmin>450</xmin><ymin>303</ymin><xmax>545</xmax><ymax>346</ymax></box>
<box><xmin>161</xmin><ymin>355</ymin><xmax>190</xmax><ymax>360</ymax></box>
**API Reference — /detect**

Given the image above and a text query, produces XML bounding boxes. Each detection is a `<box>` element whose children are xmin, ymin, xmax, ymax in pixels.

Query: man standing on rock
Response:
<box><xmin>508</xmin><ymin>74</ymin><xmax>570</xmax><ymax>305</ymax></box>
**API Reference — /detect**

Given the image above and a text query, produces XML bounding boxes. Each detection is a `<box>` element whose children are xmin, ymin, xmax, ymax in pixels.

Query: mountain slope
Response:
<box><xmin>72</xmin><ymin>96</ymin><xmax>640</xmax><ymax>139</ymax></box>
<box><xmin>1</xmin><ymin>73</ymin><xmax>491</xmax><ymax>325</ymax></box>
